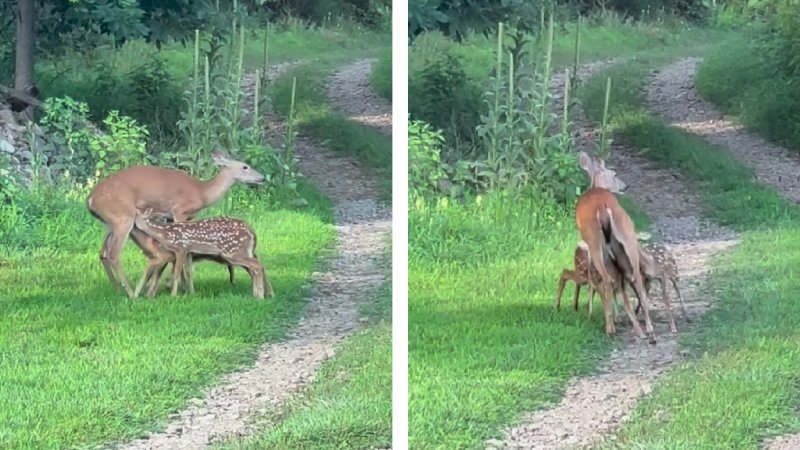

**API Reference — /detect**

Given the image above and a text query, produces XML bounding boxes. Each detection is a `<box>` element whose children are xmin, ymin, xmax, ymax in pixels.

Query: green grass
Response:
<box><xmin>580</xmin><ymin>59</ymin><xmax>800</xmax><ymax>230</ymax></box>
<box><xmin>408</xmin><ymin>191</ymin><xmax>657</xmax><ymax>448</ymax></box>
<box><xmin>0</xmin><ymin>182</ymin><xmax>335</xmax><ymax>449</ymax></box>
<box><xmin>269</xmin><ymin>56</ymin><xmax>392</xmax><ymax>199</ymax></box>
<box><xmin>370</xmin><ymin>49</ymin><xmax>392</xmax><ymax>101</ymax></box>
<box><xmin>695</xmin><ymin>31</ymin><xmax>800</xmax><ymax>154</ymax></box>
<box><xmin>605</xmin><ymin>228</ymin><xmax>800</xmax><ymax>448</ymax></box>
<box><xmin>215</xmin><ymin>282</ymin><xmax>392</xmax><ymax>450</ymax></box>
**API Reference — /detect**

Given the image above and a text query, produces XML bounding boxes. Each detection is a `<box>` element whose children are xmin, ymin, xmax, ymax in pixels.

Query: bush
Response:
<box><xmin>409</xmin><ymin>119</ymin><xmax>449</xmax><ymax>201</ymax></box>
<box><xmin>696</xmin><ymin>31</ymin><xmax>800</xmax><ymax>153</ymax></box>
<box><xmin>370</xmin><ymin>50</ymin><xmax>392</xmax><ymax>101</ymax></box>
<box><xmin>409</xmin><ymin>52</ymin><xmax>482</xmax><ymax>150</ymax></box>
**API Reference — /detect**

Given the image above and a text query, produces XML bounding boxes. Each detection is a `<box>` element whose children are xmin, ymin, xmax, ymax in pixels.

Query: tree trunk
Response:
<box><xmin>14</xmin><ymin>0</ymin><xmax>35</xmax><ymax>121</ymax></box>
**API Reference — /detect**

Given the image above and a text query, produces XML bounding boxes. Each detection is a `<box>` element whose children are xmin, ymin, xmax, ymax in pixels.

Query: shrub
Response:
<box><xmin>409</xmin><ymin>52</ymin><xmax>482</xmax><ymax>151</ymax></box>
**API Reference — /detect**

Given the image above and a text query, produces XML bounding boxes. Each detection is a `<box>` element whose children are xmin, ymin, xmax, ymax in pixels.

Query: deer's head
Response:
<box><xmin>212</xmin><ymin>150</ymin><xmax>266</xmax><ymax>185</ymax></box>
<box><xmin>579</xmin><ymin>151</ymin><xmax>627</xmax><ymax>193</ymax></box>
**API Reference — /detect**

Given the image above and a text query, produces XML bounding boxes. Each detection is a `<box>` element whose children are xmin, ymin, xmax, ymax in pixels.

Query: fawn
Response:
<box><xmin>555</xmin><ymin>241</ymin><xmax>689</xmax><ymax>333</ymax></box>
<box><xmin>133</xmin><ymin>208</ymin><xmax>274</xmax><ymax>299</ymax></box>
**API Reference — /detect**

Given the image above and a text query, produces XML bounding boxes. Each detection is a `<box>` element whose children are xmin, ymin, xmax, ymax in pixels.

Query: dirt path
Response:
<box><xmin>649</xmin><ymin>57</ymin><xmax>800</xmax><ymax>203</ymax></box>
<box><xmin>326</xmin><ymin>58</ymin><xmax>392</xmax><ymax>135</ymax></box>
<box><xmin>115</xmin><ymin>60</ymin><xmax>391</xmax><ymax>450</ymax></box>
<box><xmin>490</xmin><ymin>62</ymin><xmax>739</xmax><ymax>449</ymax></box>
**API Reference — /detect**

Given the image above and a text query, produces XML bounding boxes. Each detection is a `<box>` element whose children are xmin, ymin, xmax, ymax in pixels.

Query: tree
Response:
<box><xmin>13</xmin><ymin>0</ymin><xmax>36</xmax><ymax>118</ymax></box>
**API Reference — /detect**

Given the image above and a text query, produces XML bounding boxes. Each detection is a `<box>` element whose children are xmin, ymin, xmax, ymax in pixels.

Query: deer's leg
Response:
<box><xmin>147</xmin><ymin>261</ymin><xmax>170</xmax><ymax>298</ymax></box>
<box><xmin>573</xmin><ymin>284</ymin><xmax>582</xmax><ymax>311</ymax></box>
<box><xmin>263</xmin><ymin>264</ymin><xmax>274</xmax><ymax>298</ymax></box>
<box><xmin>234</xmin><ymin>256</ymin><xmax>266</xmax><ymax>299</ymax></box>
<box><xmin>660</xmin><ymin>275</ymin><xmax>678</xmax><ymax>333</ymax></box>
<box><xmin>128</xmin><ymin>228</ymin><xmax>172</xmax><ymax>298</ymax></box>
<box><xmin>599</xmin><ymin>281</ymin><xmax>615</xmax><ymax>336</ymax></box>
<box><xmin>630</xmin><ymin>271</ymin><xmax>656</xmax><ymax>344</ymax></box>
<box><xmin>102</xmin><ymin>221</ymin><xmax>136</xmax><ymax>298</ymax></box>
<box><xmin>555</xmin><ymin>271</ymin><xmax>570</xmax><ymax>310</ymax></box>
<box><xmin>183</xmin><ymin>254</ymin><xmax>195</xmax><ymax>295</ymax></box>
<box><xmin>671</xmin><ymin>276</ymin><xmax>691</xmax><ymax>322</ymax></box>
<box><xmin>171</xmin><ymin>250</ymin><xmax>187</xmax><ymax>297</ymax></box>
<box><xmin>228</xmin><ymin>265</ymin><xmax>235</xmax><ymax>285</ymax></box>
<box><xmin>619</xmin><ymin>282</ymin><xmax>646</xmax><ymax>338</ymax></box>
<box><xmin>98</xmin><ymin>231</ymin><xmax>120</xmax><ymax>292</ymax></box>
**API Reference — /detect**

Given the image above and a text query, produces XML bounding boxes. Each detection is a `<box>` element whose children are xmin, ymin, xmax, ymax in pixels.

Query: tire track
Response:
<box><xmin>113</xmin><ymin>59</ymin><xmax>391</xmax><ymax>449</ymax></box>
<box><xmin>489</xmin><ymin>61</ymin><xmax>738</xmax><ymax>450</ymax></box>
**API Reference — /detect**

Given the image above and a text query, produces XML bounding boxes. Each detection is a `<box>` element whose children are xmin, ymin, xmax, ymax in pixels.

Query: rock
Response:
<box><xmin>0</xmin><ymin>139</ymin><xmax>14</xmax><ymax>154</ymax></box>
<box><xmin>0</xmin><ymin>109</ymin><xmax>17</xmax><ymax>126</ymax></box>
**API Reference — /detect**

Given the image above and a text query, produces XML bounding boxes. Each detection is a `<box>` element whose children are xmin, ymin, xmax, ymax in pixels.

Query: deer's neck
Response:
<box><xmin>201</xmin><ymin>168</ymin><xmax>236</xmax><ymax>207</ymax></box>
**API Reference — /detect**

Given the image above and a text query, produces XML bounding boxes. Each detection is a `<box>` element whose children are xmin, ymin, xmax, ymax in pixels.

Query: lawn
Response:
<box><xmin>0</xmin><ymin>182</ymin><xmax>335</xmax><ymax>449</ymax></box>
<box><xmin>408</xmin><ymin>191</ymin><xmax>653</xmax><ymax>448</ymax></box>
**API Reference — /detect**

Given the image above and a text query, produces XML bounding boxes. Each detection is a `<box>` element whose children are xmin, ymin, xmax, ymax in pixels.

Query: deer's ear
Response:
<box><xmin>579</xmin><ymin>151</ymin><xmax>593</xmax><ymax>172</ymax></box>
<box><xmin>211</xmin><ymin>150</ymin><xmax>232</xmax><ymax>166</ymax></box>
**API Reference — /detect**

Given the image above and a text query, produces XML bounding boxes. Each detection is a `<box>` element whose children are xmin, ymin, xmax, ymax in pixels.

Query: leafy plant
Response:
<box><xmin>409</xmin><ymin>119</ymin><xmax>450</xmax><ymax>201</ymax></box>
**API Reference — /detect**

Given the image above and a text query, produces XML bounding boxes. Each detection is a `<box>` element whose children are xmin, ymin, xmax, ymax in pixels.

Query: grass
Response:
<box><xmin>695</xmin><ymin>30</ymin><xmax>800</xmax><ymax>154</ymax></box>
<box><xmin>370</xmin><ymin>49</ymin><xmax>392</xmax><ymax>101</ymax></box>
<box><xmin>605</xmin><ymin>228</ymin><xmax>800</xmax><ymax>448</ymax></box>
<box><xmin>269</xmin><ymin>55</ymin><xmax>392</xmax><ymax>198</ymax></box>
<box><xmin>579</xmin><ymin>51</ymin><xmax>800</xmax><ymax>447</ymax></box>
<box><xmin>580</xmin><ymin>58</ymin><xmax>800</xmax><ymax>230</ymax></box>
<box><xmin>215</xmin><ymin>281</ymin><xmax>392</xmax><ymax>450</ymax></box>
<box><xmin>0</xmin><ymin>182</ymin><xmax>335</xmax><ymax>449</ymax></box>
<box><xmin>408</xmin><ymin>191</ymin><xmax>654</xmax><ymax>448</ymax></box>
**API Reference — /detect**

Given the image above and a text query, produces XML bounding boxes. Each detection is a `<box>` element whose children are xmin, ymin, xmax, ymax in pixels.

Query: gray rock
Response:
<box><xmin>0</xmin><ymin>139</ymin><xmax>14</xmax><ymax>154</ymax></box>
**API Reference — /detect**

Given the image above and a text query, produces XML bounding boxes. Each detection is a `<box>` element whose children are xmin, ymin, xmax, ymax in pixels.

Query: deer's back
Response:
<box><xmin>89</xmin><ymin>165</ymin><xmax>202</xmax><ymax>216</ymax></box>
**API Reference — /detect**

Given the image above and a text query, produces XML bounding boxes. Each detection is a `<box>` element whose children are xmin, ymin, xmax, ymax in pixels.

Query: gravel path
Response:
<box><xmin>327</xmin><ymin>58</ymin><xmax>392</xmax><ymax>135</ymax></box>
<box><xmin>114</xmin><ymin>60</ymin><xmax>391</xmax><ymax>450</ymax></box>
<box><xmin>649</xmin><ymin>57</ymin><xmax>800</xmax><ymax>203</ymax></box>
<box><xmin>490</xmin><ymin>61</ymin><xmax>739</xmax><ymax>449</ymax></box>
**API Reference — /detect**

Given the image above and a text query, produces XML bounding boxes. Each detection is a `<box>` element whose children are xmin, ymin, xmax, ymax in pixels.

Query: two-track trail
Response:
<box><xmin>488</xmin><ymin>60</ymin><xmax>739</xmax><ymax>449</ymax></box>
<box><xmin>114</xmin><ymin>58</ymin><xmax>391</xmax><ymax>450</ymax></box>
<box><xmin>646</xmin><ymin>57</ymin><xmax>800</xmax><ymax>450</ymax></box>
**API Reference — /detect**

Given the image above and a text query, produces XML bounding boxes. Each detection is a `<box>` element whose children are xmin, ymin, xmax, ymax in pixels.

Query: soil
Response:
<box><xmin>115</xmin><ymin>59</ymin><xmax>391</xmax><ymax>449</ymax></box>
<box><xmin>489</xmin><ymin>60</ymin><xmax>739</xmax><ymax>450</ymax></box>
<box><xmin>326</xmin><ymin>58</ymin><xmax>392</xmax><ymax>135</ymax></box>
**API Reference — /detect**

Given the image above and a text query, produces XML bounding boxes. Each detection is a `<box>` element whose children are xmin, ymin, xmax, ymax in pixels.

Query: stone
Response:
<box><xmin>0</xmin><ymin>139</ymin><xmax>14</xmax><ymax>154</ymax></box>
<box><xmin>0</xmin><ymin>109</ymin><xmax>17</xmax><ymax>126</ymax></box>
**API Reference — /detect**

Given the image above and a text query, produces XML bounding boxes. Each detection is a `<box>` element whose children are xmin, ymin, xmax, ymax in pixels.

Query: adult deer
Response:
<box><xmin>575</xmin><ymin>151</ymin><xmax>656</xmax><ymax>344</ymax></box>
<box><xmin>87</xmin><ymin>151</ymin><xmax>265</xmax><ymax>298</ymax></box>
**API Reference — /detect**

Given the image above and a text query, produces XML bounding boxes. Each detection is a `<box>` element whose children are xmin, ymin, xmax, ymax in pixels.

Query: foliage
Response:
<box><xmin>409</xmin><ymin>0</ymin><xmax>551</xmax><ymax>42</ymax></box>
<box><xmin>408</xmin><ymin>0</ymin><xmax>713</xmax><ymax>41</ymax></box>
<box><xmin>408</xmin><ymin>119</ymin><xmax>449</xmax><ymax>201</ymax></box>
<box><xmin>409</xmin><ymin>52</ymin><xmax>482</xmax><ymax>148</ymax></box>
<box><xmin>370</xmin><ymin>48</ymin><xmax>392</xmax><ymax>101</ymax></box>
<box><xmin>696</xmin><ymin>28</ymin><xmax>800</xmax><ymax>154</ymax></box>
<box><xmin>39</xmin><ymin>96</ymin><xmax>149</xmax><ymax>181</ymax></box>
